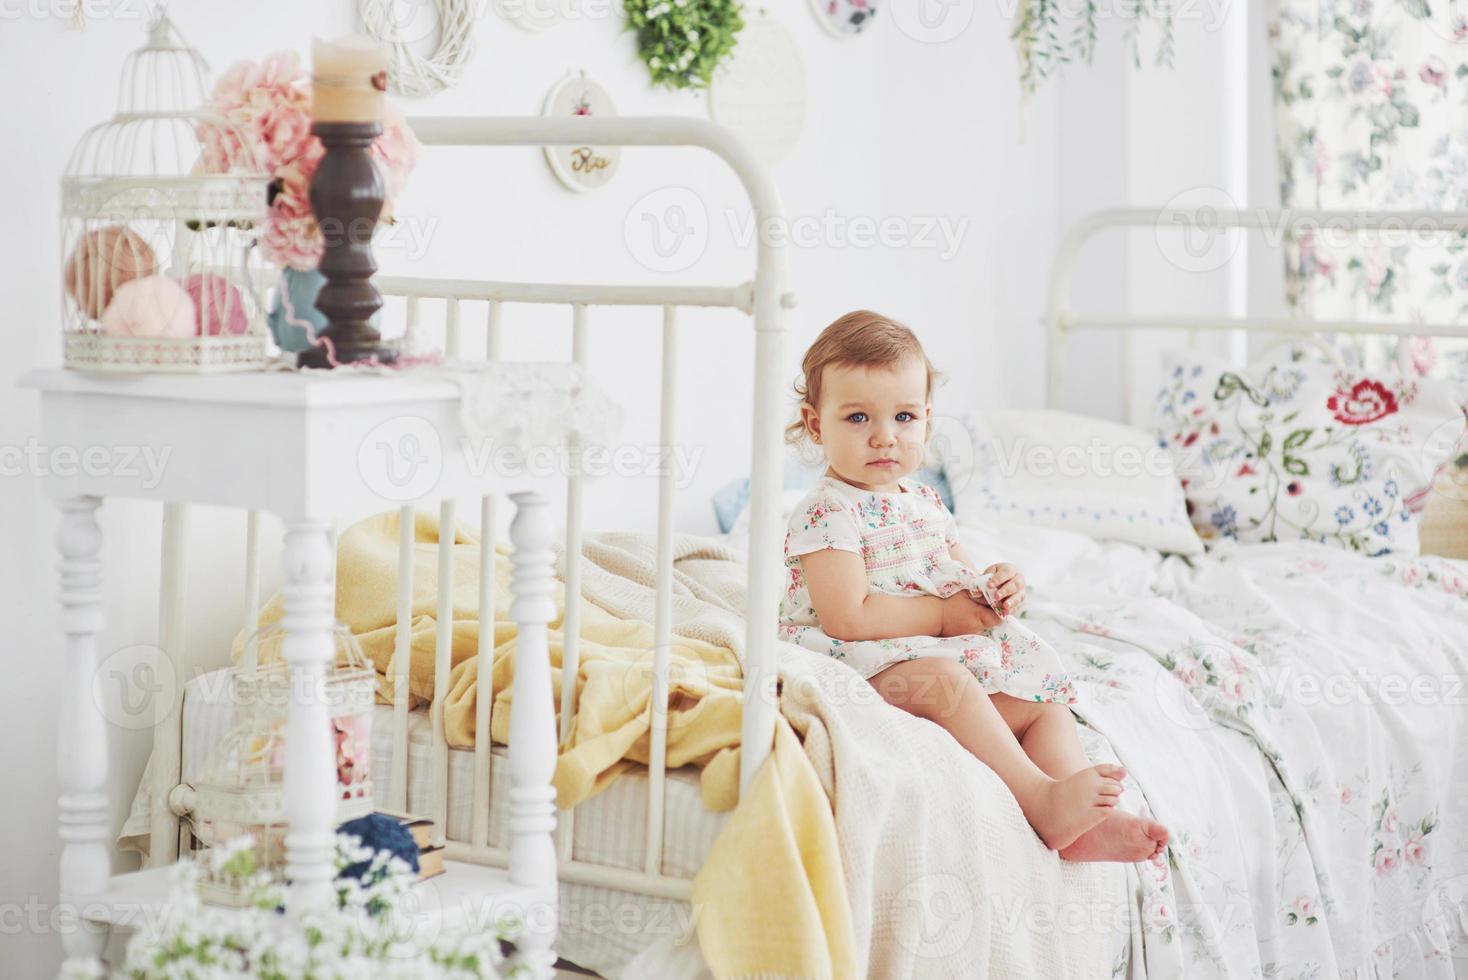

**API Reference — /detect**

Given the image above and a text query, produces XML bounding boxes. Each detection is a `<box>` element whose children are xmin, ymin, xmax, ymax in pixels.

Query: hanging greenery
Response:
<box><xmin>625</xmin><ymin>0</ymin><xmax>745</xmax><ymax>91</ymax></box>
<box><xmin>1011</xmin><ymin>0</ymin><xmax>1176</xmax><ymax>96</ymax></box>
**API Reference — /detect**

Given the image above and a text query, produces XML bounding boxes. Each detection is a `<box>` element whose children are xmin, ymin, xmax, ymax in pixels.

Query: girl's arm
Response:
<box><xmin>800</xmin><ymin>548</ymin><xmax>998</xmax><ymax>641</ymax></box>
<box><xmin>949</xmin><ymin>540</ymin><xmax>1027</xmax><ymax>616</ymax></box>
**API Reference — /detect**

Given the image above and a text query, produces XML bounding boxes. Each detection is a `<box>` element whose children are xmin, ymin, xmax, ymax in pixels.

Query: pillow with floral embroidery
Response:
<box><xmin>1155</xmin><ymin>354</ymin><xmax>1467</xmax><ymax>556</ymax></box>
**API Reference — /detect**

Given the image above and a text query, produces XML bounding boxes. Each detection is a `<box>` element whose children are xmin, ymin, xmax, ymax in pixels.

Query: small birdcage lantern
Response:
<box><xmin>60</xmin><ymin>12</ymin><xmax>272</xmax><ymax>373</ymax></box>
<box><xmin>190</xmin><ymin>622</ymin><xmax>377</xmax><ymax>906</ymax></box>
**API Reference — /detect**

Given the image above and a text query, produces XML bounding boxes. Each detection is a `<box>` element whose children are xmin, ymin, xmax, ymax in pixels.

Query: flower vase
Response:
<box><xmin>267</xmin><ymin>267</ymin><xmax>329</xmax><ymax>354</ymax></box>
<box><xmin>268</xmin><ymin>267</ymin><xmax>386</xmax><ymax>355</ymax></box>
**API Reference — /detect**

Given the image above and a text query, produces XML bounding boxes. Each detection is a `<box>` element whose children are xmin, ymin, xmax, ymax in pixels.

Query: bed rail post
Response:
<box><xmin>56</xmin><ymin>496</ymin><xmax>109</xmax><ymax>974</ymax></box>
<box><xmin>149</xmin><ymin>502</ymin><xmax>188</xmax><ymax>865</ymax></box>
<box><xmin>506</xmin><ymin>490</ymin><xmax>560</xmax><ymax>975</ymax></box>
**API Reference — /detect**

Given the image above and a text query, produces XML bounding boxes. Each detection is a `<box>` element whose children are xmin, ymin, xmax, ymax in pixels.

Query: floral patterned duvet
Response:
<box><xmin>955</xmin><ymin>516</ymin><xmax>1468</xmax><ymax>979</ymax></box>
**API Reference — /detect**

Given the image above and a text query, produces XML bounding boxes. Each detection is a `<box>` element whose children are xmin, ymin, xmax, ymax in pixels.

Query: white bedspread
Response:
<box><xmin>955</xmin><ymin>515</ymin><xmax>1468</xmax><ymax>978</ymax></box>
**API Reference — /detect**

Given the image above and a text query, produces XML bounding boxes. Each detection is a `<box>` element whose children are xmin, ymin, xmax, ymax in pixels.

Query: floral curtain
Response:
<box><xmin>1268</xmin><ymin>0</ymin><xmax>1468</xmax><ymax>386</ymax></box>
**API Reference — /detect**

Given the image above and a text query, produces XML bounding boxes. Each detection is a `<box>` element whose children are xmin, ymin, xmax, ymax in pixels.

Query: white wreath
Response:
<box><xmin>359</xmin><ymin>0</ymin><xmax>477</xmax><ymax>98</ymax></box>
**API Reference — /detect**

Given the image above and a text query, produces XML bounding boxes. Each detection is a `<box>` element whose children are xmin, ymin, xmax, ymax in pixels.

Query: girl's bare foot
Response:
<box><xmin>1018</xmin><ymin>764</ymin><xmax>1126</xmax><ymax>851</ymax></box>
<box><xmin>1059</xmin><ymin>811</ymin><xmax>1169</xmax><ymax>863</ymax></box>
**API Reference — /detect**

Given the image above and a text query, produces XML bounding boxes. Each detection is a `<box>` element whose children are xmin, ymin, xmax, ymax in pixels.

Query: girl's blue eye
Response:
<box><xmin>896</xmin><ymin>412</ymin><xmax>916</xmax><ymax>423</ymax></box>
<box><xmin>845</xmin><ymin>412</ymin><xmax>868</xmax><ymax>423</ymax></box>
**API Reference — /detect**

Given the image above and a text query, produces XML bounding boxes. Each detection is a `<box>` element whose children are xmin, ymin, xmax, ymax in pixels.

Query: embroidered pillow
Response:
<box><xmin>937</xmin><ymin>409</ymin><xmax>1205</xmax><ymax>556</ymax></box>
<box><xmin>1154</xmin><ymin>354</ymin><xmax>1467</xmax><ymax>556</ymax></box>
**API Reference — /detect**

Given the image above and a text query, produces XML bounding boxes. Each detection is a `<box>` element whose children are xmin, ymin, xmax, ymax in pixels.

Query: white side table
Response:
<box><xmin>24</xmin><ymin>366</ymin><xmax>602</xmax><ymax>978</ymax></box>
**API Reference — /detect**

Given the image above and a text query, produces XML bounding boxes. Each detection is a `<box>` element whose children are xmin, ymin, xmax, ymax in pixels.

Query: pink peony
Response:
<box><xmin>202</xmin><ymin>51</ymin><xmax>420</xmax><ymax>271</ymax></box>
<box><xmin>1294</xmin><ymin>896</ymin><xmax>1316</xmax><ymax>917</ymax></box>
<box><xmin>1404</xmin><ymin>837</ymin><xmax>1426</xmax><ymax>864</ymax></box>
<box><xmin>1340</xmin><ymin>785</ymin><xmax>1353</xmax><ymax>805</ymax></box>
<box><xmin>1383</xmin><ymin>808</ymin><xmax>1399</xmax><ymax>833</ymax></box>
<box><xmin>1374</xmin><ymin>847</ymin><xmax>1400</xmax><ymax>875</ymax></box>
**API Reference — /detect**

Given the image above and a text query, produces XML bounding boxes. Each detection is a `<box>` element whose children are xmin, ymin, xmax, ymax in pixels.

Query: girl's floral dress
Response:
<box><xmin>779</xmin><ymin>474</ymin><xmax>1077</xmax><ymax>704</ymax></box>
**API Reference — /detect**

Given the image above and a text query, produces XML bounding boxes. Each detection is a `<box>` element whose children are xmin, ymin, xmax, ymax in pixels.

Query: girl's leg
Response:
<box><xmin>869</xmin><ymin>657</ymin><xmax>1122</xmax><ymax>850</ymax></box>
<box><xmin>992</xmin><ymin>694</ymin><xmax>1169</xmax><ymax>862</ymax></box>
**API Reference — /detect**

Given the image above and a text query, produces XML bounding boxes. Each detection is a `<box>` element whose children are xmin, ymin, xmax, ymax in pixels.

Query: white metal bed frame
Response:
<box><xmin>1045</xmin><ymin>207</ymin><xmax>1468</xmax><ymax>411</ymax></box>
<box><xmin>41</xmin><ymin>115</ymin><xmax>794</xmax><ymax>977</ymax></box>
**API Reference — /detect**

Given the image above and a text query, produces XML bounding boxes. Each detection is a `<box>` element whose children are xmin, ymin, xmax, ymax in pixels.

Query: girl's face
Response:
<box><xmin>801</xmin><ymin>356</ymin><xmax>930</xmax><ymax>492</ymax></box>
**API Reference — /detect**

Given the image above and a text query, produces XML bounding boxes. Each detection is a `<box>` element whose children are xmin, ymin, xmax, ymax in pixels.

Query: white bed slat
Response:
<box><xmin>472</xmin><ymin>493</ymin><xmax>497</xmax><ymax>849</ymax></box>
<box><xmin>405</xmin><ymin>295</ymin><xmax>421</xmax><ymax>349</ymax></box>
<box><xmin>645</xmin><ymin>305</ymin><xmax>677</xmax><ymax>876</ymax></box>
<box><xmin>486</xmin><ymin>300</ymin><xmax>502</xmax><ymax>359</ymax></box>
<box><xmin>242</xmin><ymin>510</ymin><xmax>261</xmax><ymax>672</ymax></box>
<box><xmin>556</xmin><ymin>304</ymin><xmax>588</xmax><ymax>865</ymax></box>
<box><xmin>390</xmin><ymin>506</ymin><xmax>415</xmax><ymax>813</ymax></box>
<box><xmin>431</xmin><ymin>500</ymin><xmax>456</xmax><ymax>845</ymax></box>
<box><xmin>151</xmin><ymin>502</ymin><xmax>188</xmax><ymax>866</ymax></box>
<box><xmin>445</xmin><ymin>297</ymin><xmax>462</xmax><ymax>359</ymax></box>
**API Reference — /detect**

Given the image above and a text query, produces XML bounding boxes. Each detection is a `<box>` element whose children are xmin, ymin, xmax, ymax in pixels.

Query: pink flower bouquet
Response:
<box><xmin>200</xmin><ymin>51</ymin><xmax>419</xmax><ymax>271</ymax></box>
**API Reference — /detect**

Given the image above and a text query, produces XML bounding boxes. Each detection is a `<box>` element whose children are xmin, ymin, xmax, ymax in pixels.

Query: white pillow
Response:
<box><xmin>936</xmin><ymin>409</ymin><xmax>1205</xmax><ymax>556</ymax></box>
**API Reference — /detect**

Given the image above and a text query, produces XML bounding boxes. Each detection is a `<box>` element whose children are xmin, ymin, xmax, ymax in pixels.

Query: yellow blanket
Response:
<box><xmin>235</xmin><ymin>510</ymin><xmax>855</xmax><ymax>979</ymax></box>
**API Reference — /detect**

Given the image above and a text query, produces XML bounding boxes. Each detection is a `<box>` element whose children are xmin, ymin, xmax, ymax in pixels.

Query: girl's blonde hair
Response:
<box><xmin>785</xmin><ymin>310</ymin><xmax>942</xmax><ymax>445</ymax></box>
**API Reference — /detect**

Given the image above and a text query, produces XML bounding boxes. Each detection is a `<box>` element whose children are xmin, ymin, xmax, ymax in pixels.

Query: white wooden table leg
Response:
<box><xmin>507</xmin><ymin>490</ymin><xmax>559</xmax><ymax>977</ymax></box>
<box><xmin>279</xmin><ymin>521</ymin><xmax>337</xmax><ymax>912</ymax></box>
<box><xmin>56</xmin><ymin>496</ymin><xmax>109</xmax><ymax>975</ymax></box>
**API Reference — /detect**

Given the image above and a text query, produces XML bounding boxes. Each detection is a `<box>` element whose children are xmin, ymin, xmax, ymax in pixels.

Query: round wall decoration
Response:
<box><xmin>542</xmin><ymin>72</ymin><xmax>622</xmax><ymax>192</ymax></box>
<box><xmin>808</xmin><ymin>0</ymin><xmax>879</xmax><ymax>36</ymax></box>
<box><xmin>708</xmin><ymin>10</ymin><xmax>806</xmax><ymax>165</ymax></box>
<box><xmin>359</xmin><ymin>0</ymin><xmax>477</xmax><ymax>97</ymax></box>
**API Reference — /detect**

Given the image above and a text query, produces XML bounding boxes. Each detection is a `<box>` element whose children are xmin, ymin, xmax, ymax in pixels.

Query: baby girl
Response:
<box><xmin>778</xmin><ymin>310</ymin><xmax>1168</xmax><ymax>862</ymax></box>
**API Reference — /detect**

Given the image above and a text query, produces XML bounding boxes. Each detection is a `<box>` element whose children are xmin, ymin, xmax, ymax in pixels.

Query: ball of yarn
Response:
<box><xmin>65</xmin><ymin>225</ymin><xmax>158</xmax><ymax>320</ymax></box>
<box><xmin>182</xmin><ymin>273</ymin><xmax>249</xmax><ymax>336</ymax></box>
<box><xmin>100</xmin><ymin>276</ymin><xmax>197</xmax><ymax>339</ymax></box>
<box><xmin>336</xmin><ymin>813</ymin><xmax>420</xmax><ymax>883</ymax></box>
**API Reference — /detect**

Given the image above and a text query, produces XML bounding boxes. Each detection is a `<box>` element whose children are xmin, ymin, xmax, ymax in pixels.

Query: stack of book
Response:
<box><xmin>377</xmin><ymin>809</ymin><xmax>444</xmax><ymax>881</ymax></box>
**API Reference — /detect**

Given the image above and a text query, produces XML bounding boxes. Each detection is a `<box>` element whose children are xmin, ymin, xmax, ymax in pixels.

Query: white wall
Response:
<box><xmin>1</xmin><ymin>2</ymin><xmax>1071</xmax><ymax>974</ymax></box>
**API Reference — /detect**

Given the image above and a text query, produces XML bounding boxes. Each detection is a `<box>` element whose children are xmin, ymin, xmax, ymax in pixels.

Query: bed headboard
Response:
<box><xmin>1044</xmin><ymin>207</ymin><xmax>1468</xmax><ymax>422</ymax></box>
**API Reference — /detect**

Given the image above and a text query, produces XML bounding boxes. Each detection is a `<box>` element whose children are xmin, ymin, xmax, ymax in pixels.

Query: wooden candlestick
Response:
<box><xmin>298</xmin><ymin>121</ymin><xmax>395</xmax><ymax>368</ymax></box>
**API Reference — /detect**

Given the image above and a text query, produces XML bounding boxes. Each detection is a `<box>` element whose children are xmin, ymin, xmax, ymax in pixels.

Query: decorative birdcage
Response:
<box><xmin>190</xmin><ymin>622</ymin><xmax>377</xmax><ymax>906</ymax></box>
<box><xmin>60</xmin><ymin>12</ymin><xmax>273</xmax><ymax>373</ymax></box>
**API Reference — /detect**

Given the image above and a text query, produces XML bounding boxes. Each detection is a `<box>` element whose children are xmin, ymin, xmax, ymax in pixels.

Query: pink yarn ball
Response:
<box><xmin>100</xmin><ymin>276</ymin><xmax>197</xmax><ymax>339</ymax></box>
<box><xmin>182</xmin><ymin>273</ymin><xmax>249</xmax><ymax>336</ymax></box>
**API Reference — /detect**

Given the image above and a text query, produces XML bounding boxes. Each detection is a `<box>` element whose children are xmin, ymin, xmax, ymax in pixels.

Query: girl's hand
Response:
<box><xmin>983</xmin><ymin>563</ymin><xmax>1026</xmax><ymax>616</ymax></box>
<box><xmin>940</xmin><ymin>592</ymin><xmax>1004</xmax><ymax>637</ymax></box>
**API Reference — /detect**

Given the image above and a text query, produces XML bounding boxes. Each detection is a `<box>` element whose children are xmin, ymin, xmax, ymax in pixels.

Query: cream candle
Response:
<box><xmin>311</xmin><ymin>35</ymin><xmax>389</xmax><ymax>124</ymax></box>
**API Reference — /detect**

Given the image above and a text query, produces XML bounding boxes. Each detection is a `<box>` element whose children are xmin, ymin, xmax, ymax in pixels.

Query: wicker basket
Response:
<box><xmin>1418</xmin><ymin>467</ymin><xmax>1468</xmax><ymax>560</ymax></box>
